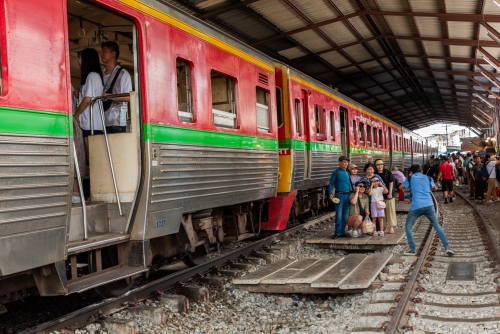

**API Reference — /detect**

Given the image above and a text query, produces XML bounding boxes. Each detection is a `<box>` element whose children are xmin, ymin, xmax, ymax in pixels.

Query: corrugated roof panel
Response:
<box><xmin>320</xmin><ymin>51</ymin><xmax>352</xmax><ymax>67</ymax></box>
<box><xmin>347</xmin><ymin>16</ymin><xmax>374</xmax><ymax>39</ymax></box>
<box><xmin>377</xmin><ymin>0</ymin><xmax>410</xmax><ymax>11</ymax></box>
<box><xmin>385</xmin><ymin>16</ymin><xmax>418</xmax><ymax>37</ymax></box>
<box><xmin>409</xmin><ymin>0</ymin><xmax>445</xmax><ymax>13</ymax></box>
<box><xmin>421</xmin><ymin>41</ymin><xmax>446</xmax><ymax>56</ymax></box>
<box><xmin>484</xmin><ymin>1</ymin><xmax>500</xmax><ymax>14</ymax></box>
<box><xmin>448</xmin><ymin>21</ymin><xmax>475</xmax><ymax>39</ymax></box>
<box><xmin>392</xmin><ymin>89</ymin><xmax>407</xmax><ymax>97</ymax></box>
<box><xmin>415</xmin><ymin>17</ymin><xmax>443</xmax><ymax>38</ymax></box>
<box><xmin>480</xmin><ymin>47</ymin><xmax>500</xmax><ymax>59</ymax></box>
<box><xmin>287</xmin><ymin>0</ymin><xmax>339</xmax><ymax>24</ymax></box>
<box><xmin>404</xmin><ymin>57</ymin><xmax>426</xmax><ymax>68</ymax></box>
<box><xmin>320</xmin><ymin>22</ymin><xmax>358</xmax><ymax>45</ymax></box>
<box><xmin>372</xmin><ymin>72</ymin><xmax>393</xmax><ymax>83</ymax></box>
<box><xmin>292</xmin><ymin>30</ymin><xmax>331</xmax><ymax>53</ymax></box>
<box><xmin>216</xmin><ymin>9</ymin><xmax>277</xmax><ymax>40</ymax></box>
<box><xmin>366</xmin><ymin>86</ymin><xmax>385</xmax><ymax>95</ymax></box>
<box><xmin>278</xmin><ymin>47</ymin><xmax>308</xmax><ymax>59</ymax></box>
<box><xmin>342</xmin><ymin>43</ymin><xmax>373</xmax><ymax>62</ymax></box>
<box><xmin>451</xmin><ymin>63</ymin><xmax>472</xmax><ymax>71</ymax></box>
<box><xmin>413</xmin><ymin>70</ymin><xmax>433</xmax><ymax>78</ymax></box>
<box><xmin>248</xmin><ymin>0</ymin><xmax>308</xmax><ymax>32</ymax></box>
<box><xmin>453</xmin><ymin>75</ymin><xmax>470</xmax><ymax>83</ymax></box>
<box><xmin>377</xmin><ymin>94</ymin><xmax>392</xmax><ymax>101</ymax></box>
<box><xmin>383</xmin><ymin>82</ymin><xmax>402</xmax><ymax>91</ymax></box>
<box><xmin>455</xmin><ymin>85</ymin><xmax>469</xmax><ymax>90</ymax></box>
<box><xmin>444</xmin><ymin>0</ymin><xmax>480</xmax><ymax>14</ymax></box>
<box><xmin>365</xmin><ymin>40</ymin><xmax>385</xmax><ymax>56</ymax></box>
<box><xmin>332</xmin><ymin>0</ymin><xmax>359</xmax><ymax>15</ymax></box>
<box><xmin>449</xmin><ymin>45</ymin><xmax>474</xmax><ymax>58</ymax></box>
<box><xmin>433</xmin><ymin>71</ymin><xmax>450</xmax><ymax>79</ymax></box>
<box><xmin>428</xmin><ymin>58</ymin><xmax>448</xmax><ymax>69</ymax></box>
<box><xmin>194</xmin><ymin>0</ymin><xmax>232</xmax><ymax>10</ymax></box>
<box><xmin>437</xmin><ymin>81</ymin><xmax>451</xmax><ymax>88</ymax></box>
<box><xmin>340</xmin><ymin>66</ymin><xmax>361</xmax><ymax>75</ymax></box>
<box><xmin>360</xmin><ymin>60</ymin><xmax>383</xmax><ymax>73</ymax></box>
<box><xmin>397</xmin><ymin>40</ymin><xmax>422</xmax><ymax>54</ymax></box>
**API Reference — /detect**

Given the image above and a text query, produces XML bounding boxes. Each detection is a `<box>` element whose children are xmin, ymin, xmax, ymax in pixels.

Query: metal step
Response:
<box><xmin>68</xmin><ymin>265</ymin><xmax>148</xmax><ymax>293</ymax></box>
<box><xmin>67</xmin><ymin>232</ymin><xmax>130</xmax><ymax>255</ymax></box>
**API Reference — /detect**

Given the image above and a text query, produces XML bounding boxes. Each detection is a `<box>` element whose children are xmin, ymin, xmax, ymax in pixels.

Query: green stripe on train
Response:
<box><xmin>145</xmin><ymin>124</ymin><xmax>278</xmax><ymax>150</ymax></box>
<box><xmin>349</xmin><ymin>147</ymin><xmax>387</xmax><ymax>155</ymax></box>
<box><xmin>0</xmin><ymin>106</ymin><xmax>71</xmax><ymax>136</ymax></box>
<box><xmin>278</xmin><ymin>139</ymin><xmax>341</xmax><ymax>152</ymax></box>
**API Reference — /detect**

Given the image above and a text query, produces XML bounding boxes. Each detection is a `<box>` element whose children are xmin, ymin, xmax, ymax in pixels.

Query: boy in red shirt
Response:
<box><xmin>437</xmin><ymin>156</ymin><xmax>456</xmax><ymax>204</ymax></box>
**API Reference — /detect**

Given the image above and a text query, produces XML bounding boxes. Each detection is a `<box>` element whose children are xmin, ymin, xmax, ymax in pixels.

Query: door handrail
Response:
<box><xmin>72</xmin><ymin>139</ymin><xmax>88</xmax><ymax>240</ymax></box>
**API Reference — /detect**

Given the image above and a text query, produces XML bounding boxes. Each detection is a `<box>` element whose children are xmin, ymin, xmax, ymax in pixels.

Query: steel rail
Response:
<box><xmin>23</xmin><ymin>212</ymin><xmax>335</xmax><ymax>334</ymax></box>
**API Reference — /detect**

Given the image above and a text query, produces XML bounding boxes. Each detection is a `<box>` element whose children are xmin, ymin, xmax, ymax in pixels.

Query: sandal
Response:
<box><xmin>389</xmin><ymin>227</ymin><xmax>395</xmax><ymax>234</ymax></box>
<box><xmin>379</xmin><ymin>231</ymin><xmax>385</xmax><ymax>237</ymax></box>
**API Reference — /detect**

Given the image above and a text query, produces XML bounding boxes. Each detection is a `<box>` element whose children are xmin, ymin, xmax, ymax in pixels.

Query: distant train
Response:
<box><xmin>0</xmin><ymin>0</ymin><xmax>438</xmax><ymax>302</ymax></box>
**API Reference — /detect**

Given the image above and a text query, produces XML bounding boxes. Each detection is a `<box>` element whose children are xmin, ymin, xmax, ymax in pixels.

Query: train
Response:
<box><xmin>0</xmin><ymin>0</ymin><xmax>438</xmax><ymax>302</ymax></box>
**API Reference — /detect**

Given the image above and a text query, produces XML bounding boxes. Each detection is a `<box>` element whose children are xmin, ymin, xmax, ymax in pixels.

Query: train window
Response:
<box><xmin>359</xmin><ymin>122</ymin><xmax>365</xmax><ymax>146</ymax></box>
<box><xmin>276</xmin><ymin>87</ymin><xmax>283</xmax><ymax>128</ymax></box>
<box><xmin>176</xmin><ymin>59</ymin><xmax>193</xmax><ymax>122</ymax></box>
<box><xmin>366</xmin><ymin>125</ymin><xmax>372</xmax><ymax>147</ymax></box>
<box><xmin>352</xmin><ymin>121</ymin><xmax>357</xmax><ymax>144</ymax></box>
<box><xmin>211</xmin><ymin>71</ymin><xmax>237</xmax><ymax>129</ymax></box>
<box><xmin>373</xmin><ymin>128</ymin><xmax>377</xmax><ymax>148</ymax></box>
<box><xmin>330</xmin><ymin>111</ymin><xmax>335</xmax><ymax>140</ymax></box>
<box><xmin>256</xmin><ymin>87</ymin><xmax>270</xmax><ymax>133</ymax></box>
<box><xmin>315</xmin><ymin>105</ymin><xmax>326</xmax><ymax>140</ymax></box>
<box><xmin>294</xmin><ymin>99</ymin><xmax>302</xmax><ymax>135</ymax></box>
<box><xmin>379</xmin><ymin>129</ymin><xmax>383</xmax><ymax>148</ymax></box>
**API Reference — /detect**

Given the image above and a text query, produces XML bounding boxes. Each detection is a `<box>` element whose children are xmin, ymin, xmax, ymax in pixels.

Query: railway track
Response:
<box><xmin>380</xmin><ymin>191</ymin><xmax>500</xmax><ymax>333</ymax></box>
<box><xmin>21</xmin><ymin>211</ymin><xmax>336</xmax><ymax>334</ymax></box>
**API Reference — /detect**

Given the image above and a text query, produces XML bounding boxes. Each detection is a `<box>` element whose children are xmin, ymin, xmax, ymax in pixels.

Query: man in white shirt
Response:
<box><xmin>101</xmin><ymin>41</ymin><xmax>133</xmax><ymax>133</ymax></box>
<box><xmin>484</xmin><ymin>154</ymin><xmax>499</xmax><ymax>203</ymax></box>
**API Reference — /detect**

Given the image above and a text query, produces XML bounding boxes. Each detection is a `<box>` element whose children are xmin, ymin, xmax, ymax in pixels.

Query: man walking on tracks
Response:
<box><xmin>400</xmin><ymin>164</ymin><xmax>455</xmax><ymax>256</ymax></box>
<box><xmin>329</xmin><ymin>156</ymin><xmax>351</xmax><ymax>240</ymax></box>
<box><xmin>437</xmin><ymin>155</ymin><xmax>455</xmax><ymax>204</ymax></box>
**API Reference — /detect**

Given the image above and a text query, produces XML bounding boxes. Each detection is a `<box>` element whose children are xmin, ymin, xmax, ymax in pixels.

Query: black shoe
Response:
<box><xmin>444</xmin><ymin>199</ymin><xmax>448</xmax><ymax>204</ymax></box>
<box><xmin>332</xmin><ymin>235</ymin><xmax>341</xmax><ymax>240</ymax></box>
<box><xmin>450</xmin><ymin>197</ymin><xmax>453</xmax><ymax>203</ymax></box>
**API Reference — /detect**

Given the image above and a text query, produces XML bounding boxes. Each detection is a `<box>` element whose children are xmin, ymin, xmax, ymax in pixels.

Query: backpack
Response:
<box><xmin>481</xmin><ymin>163</ymin><xmax>493</xmax><ymax>180</ymax></box>
<box><xmin>496</xmin><ymin>165</ymin><xmax>500</xmax><ymax>182</ymax></box>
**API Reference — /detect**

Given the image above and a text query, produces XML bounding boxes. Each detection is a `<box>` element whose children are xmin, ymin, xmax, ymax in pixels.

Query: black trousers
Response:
<box><xmin>474</xmin><ymin>179</ymin><xmax>484</xmax><ymax>200</ymax></box>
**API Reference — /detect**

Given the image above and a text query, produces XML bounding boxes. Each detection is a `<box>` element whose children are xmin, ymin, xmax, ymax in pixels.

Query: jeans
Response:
<box><xmin>334</xmin><ymin>193</ymin><xmax>350</xmax><ymax>236</ymax></box>
<box><xmin>405</xmin><ymin>205</ymin><xmax>449</xmax><ymax>252</ymax></box>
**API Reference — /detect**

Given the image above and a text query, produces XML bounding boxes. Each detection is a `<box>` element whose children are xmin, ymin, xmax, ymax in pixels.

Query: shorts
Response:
<box><xmin>457</xmin><ymin>168</ymin><xmax>464</xmax><ymax>177</ymax></box>
<box><xmin>441</xmin><ymin>179</ymin><xmax>454</xmax><ymax>192</ymax></box>
<box><xmin>370</xmin><ymin>202</ymin><xmax>385</xmax><ymax>218</ymax></box>
<box><xmin>106</xmin><ymin>126</ymin><xmax>126</xmax><ymax>134</ymax></box>
<box><xmin>82</xmin><ymin>129</ymin><xmax>104</xmax><ymax>138</ymax></box>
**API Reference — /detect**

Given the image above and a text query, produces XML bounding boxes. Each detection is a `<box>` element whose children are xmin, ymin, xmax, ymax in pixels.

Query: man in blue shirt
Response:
<box><xmin>329</xmin><ymin>156</ymin><xmax>351</xmax><ymax>239</ymax></box>
<box><xmin>464</xmin><ymin>152</ymin><xmax>474</xmax><ymax>199</ymax></box>
<box><xmin>400</xmin><ymin>164</ymin><xmax>455</xmax><ymax>256</ymax></box>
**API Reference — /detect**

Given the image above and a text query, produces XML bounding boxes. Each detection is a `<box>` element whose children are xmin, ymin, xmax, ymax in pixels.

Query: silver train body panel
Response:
<box><xmin>291</xmin><ymin>149</ymin><xmax>340</xmax><ymax>190</ymax></box>
<box><xmin>348</xmin><ymin>151</ymin><xmax>390</xmax><ymax>177</ymax></box>
<box><xmin>134</xmin><ymin>143</ymin><xmax>278</xmax><ymax>238</ymax></box>
<box><xmin>391</xmin><ymin>154</ymin><xmax>403</xmax><ymax>172</ymax></box>
<box><xmin>0</xmin><ymin>133</ymin><xmax>70</xmax><ymax>275</ymax></box>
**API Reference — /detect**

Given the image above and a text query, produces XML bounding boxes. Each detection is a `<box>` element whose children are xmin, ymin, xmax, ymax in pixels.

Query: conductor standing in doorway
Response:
<box><xmin>329</xmin><ymin>156</ymin><xmax>351</xmax><ymax>239</ymax></box>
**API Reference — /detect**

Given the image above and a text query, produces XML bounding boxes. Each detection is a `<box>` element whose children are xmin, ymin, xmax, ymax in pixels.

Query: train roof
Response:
<box><xmin>276</xmin><ymin>61</ymin><xmax>401</xmax><ymax>130</ymax></box>
<box><xmin>145</xmin><ymin>0</ymin><xmax>275</xmax><ymax>71</ymax></box>
<box><xmin>401</xmin><ymin>126</ymin><xmax>426</xmax><ymax>142</ymax></box>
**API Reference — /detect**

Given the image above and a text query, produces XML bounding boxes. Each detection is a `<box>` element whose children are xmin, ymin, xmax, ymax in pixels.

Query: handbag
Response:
<box><xmin>362</xmin><ymin>216</ymin><xmax>373</xmax><ymax>234</ymax></box>
<box><xmin>376</xmin><ymin>200</ymin><xmax>386</xmax><ymax>209</ymax></box>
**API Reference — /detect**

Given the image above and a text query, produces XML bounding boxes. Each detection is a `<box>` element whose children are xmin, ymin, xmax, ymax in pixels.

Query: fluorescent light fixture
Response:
<box><xmin>487</xmin><ymin>31</ymin><xmax>500</xmax><ymax>45</ymax></box>
<box><xmin>482</xmin><ymin>54</ymin><xmax>500</xmax><ymax>72</ymax></box>
<box><xmin>481</xmin><ymin>71</ymin><xmax>500</xmax><ymax>90</ymax></box>
<box><xmin>475</xmin><ymin>106</ymin><xmax>493</xmax><ymax>121</ymax></box>
<box><xmin>472</xmin><ymin>114</ymin><xmax>488</xmax><ymax>125</ymax></box>
<box><xmin>494</xmin><ymin>0</ymin><xmax>500</xmax><ymax>8</ymax></box>
<box><xmin>473</xmin><ymin>92</ymin><xmax>496</xmax><ymax>108</ymax></box>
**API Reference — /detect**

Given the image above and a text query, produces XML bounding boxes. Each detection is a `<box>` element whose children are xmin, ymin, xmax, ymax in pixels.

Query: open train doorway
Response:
<box><xmin>65</xmin><ymin>0</ymin><xmax>144</xmax><ymax>296</ymax></box>
<box><xmin>340</xmin><ymin>107</ymin><xmax>348</xmax><ymax>156</ymax></box>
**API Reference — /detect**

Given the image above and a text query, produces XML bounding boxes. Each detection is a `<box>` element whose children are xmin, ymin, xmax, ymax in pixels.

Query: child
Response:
<box><xmin>368</xmin><ymin>177</ymin><xmax>388</xmax><ymax>236</ymax></box>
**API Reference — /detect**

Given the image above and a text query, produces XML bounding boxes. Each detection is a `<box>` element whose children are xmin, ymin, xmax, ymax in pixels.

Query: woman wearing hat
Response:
<box><xmin>347</xmin><ymin>180</ymin><xmax>370</xmax><ymax>237</ymax></box>
<box><xmin>374</xmin><ymin>159</ymin><xmax>397</xmax><ymax>234</ymax></box>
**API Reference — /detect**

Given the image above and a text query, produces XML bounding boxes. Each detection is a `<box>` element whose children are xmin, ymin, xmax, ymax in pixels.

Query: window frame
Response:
<box><xmin>175</xmin><ymin>58</ymin><xmax>195</xmax><ymax>123</ymax></box>
<box><xmin>210</xmin><ymin>70</ymin><xmax>238</xmax><ymax>129</ymax></box>
<box><xmin>315</xmin><ymin>104</ymin><xmax>326</xmax><ymax>141</ymax></box>
<box><xmin>294</xmin><ymin>98</ymin><xmax>303</xmax><ymax>136</ymax></box>
<box><xmin>330</xmin><ymin>111</ymin><xmax>335</xmax><ymax>141</ymax></box>
<box><xmin>275</xmin><ymin>86</ymin><xmax>283</xmax><ymax>128</ymax></box>
<box><xmin>256</xmin><ymin>86</ymin><xmax>270</xmax><ymax>133</ymax></box>
<box><xmin>366</xmin><ymin>125</ymin><xmax>372</xmax><ymax>147</ymax></box>
<box><xmin>378</xmin><ymin>129</ymin><xmax>383</xmax><ymax>148</ymax></box>
<box><xmin>359</xmin><ymin>122</ymin><xmax>365</xmax><ymax>146</ymax></box>
<box><xmin>373</xmin><ymin>127</ymin><xmax>377</xmax><ymax>149</ymax></box>
<box><xmin>352</xmin><ymin>120</ymin><xmax>357</xmax><ymax>145</ymax></box>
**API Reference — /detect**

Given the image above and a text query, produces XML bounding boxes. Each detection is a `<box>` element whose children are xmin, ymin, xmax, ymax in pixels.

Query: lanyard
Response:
<box><xmin>103</xmin><ymin>65</ymin><xmax>119</xmax><ymax>90</ymax></box>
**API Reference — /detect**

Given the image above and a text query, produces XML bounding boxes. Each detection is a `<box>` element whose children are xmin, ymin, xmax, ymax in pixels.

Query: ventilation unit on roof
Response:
<box><xmin>258</xmin><ymin>73</ymin><xmax>268</xmax><ymax>85</ymax></box>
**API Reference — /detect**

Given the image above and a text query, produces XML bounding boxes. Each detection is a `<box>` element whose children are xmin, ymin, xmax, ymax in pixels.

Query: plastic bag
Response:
<box><xmin>363</xmin><ymin>216</ymin><xmax>373</xmax><ymax>234</ymax></box>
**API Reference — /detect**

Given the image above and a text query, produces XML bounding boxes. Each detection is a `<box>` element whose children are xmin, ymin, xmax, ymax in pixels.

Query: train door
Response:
<box><xmin>388</xmin><ymin>127</ymin><xmax>393</xmax><ymax>168</ymax></box>
<box><xmin>302</xmin><ymin>89</ymin><xmax>311</xmax><ymax>179</ymax></box>
<box><xmin>340</xmin><ymin>107</ymin><xmax>348</xmax><ymax>156</ymax></box>
<box><xmin>64</xmin><ymin>0</ymin><xmax>145</xmax><ymax>295</ymax></box>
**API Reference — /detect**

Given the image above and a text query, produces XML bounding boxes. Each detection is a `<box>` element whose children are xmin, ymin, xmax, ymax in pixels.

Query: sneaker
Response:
<box><xmin>446</xmin><ymin>249</ymin><xmax>455</xmax><ymax>256</ymax></box>
<box><xmin>486</xmin><ymin>200</ymin><xmax>494</xmax><ymax>203</ymax></box>
<box><xmin>379</xmin><ymin>231</ymin><xmax>385</xmax><ymax>237</ymax></box>
<box><xmin>72</xmin><ymin>196</ymin><xmax>81</xmax><ymax>204</ymax></box>
<box><xmin>352</xmin><ymin>230</ymin><xmax>359</xmax><ymax>238</ymax></box>
<box><xmin>372</xmin><ymin>231</ymin><xmax>378</xmax><ymax>237</ymax></box>
<box><xmin>346</xmin><ymin>230</ymin><xmax>353</xmax><ymax>237</ymax></box>
<box><xmin>403</xmin><ymin>250</ymin><xmax>417</xmax><ymax>256</ymax></box>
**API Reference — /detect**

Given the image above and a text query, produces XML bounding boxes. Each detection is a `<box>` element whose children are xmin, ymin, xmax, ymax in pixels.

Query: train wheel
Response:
<box><xmin>182</xmin><ymin>244</ymin><xmax>209</xmax><ymax>267</ymax></box>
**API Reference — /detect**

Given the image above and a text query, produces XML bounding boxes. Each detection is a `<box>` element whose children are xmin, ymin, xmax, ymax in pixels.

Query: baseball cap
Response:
<box><xmin>349</xmin><ymin>164</ymin><xmax>358</xmax><ymax>170</ymax></box>
<box><xmin>371</xmin><ymin>177</ymin><xmax>379</xmax><ymax>182</ymax></box>
<box><xmin>375</xmin><ymin>160</ymin><xmax>384</xmax><ymax>166</ymax></box>
<box><xmin>338</xmin><ymin>156</ymin><xmax>350</xmax><ymax>162</ymax></box>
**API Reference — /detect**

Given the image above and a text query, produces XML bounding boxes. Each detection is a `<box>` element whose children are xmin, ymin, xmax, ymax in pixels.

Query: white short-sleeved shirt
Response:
<box><xmin>79</xmin><ymin>72</ymin><xmax>104</xmax><ymax>131</ymax></box>
<box><xmin>487</xmin><ymin>161</ymin><xmax>497</xmax><ymax>179</ymax></box>
<box><xmin>371</xmin><ymin>187</ymin><xmax>384</xmax><ymax>202</ymax></box>
<box><xmin>102</xmin><ymin>66</ymin><xmax>132</xmax><ymax>127</ymax></box>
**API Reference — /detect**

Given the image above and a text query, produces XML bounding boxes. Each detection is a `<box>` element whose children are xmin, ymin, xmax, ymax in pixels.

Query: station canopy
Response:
<box><xmin>164</xmin><ymin>0</ymin><xmax>500</xmax><ymax>130</ymax></box>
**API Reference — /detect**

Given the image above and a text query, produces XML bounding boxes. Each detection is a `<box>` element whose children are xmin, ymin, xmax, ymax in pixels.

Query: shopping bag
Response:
<box><xmin>363</xmin><ymin>216</ymin><xmax>373</xmax><ymax>234</ymax></box>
